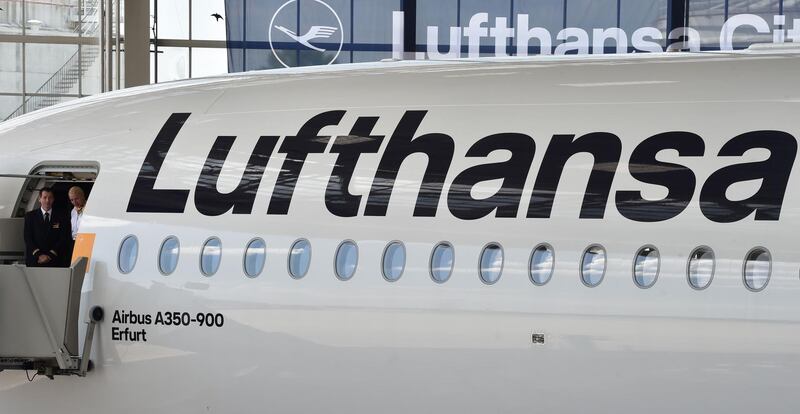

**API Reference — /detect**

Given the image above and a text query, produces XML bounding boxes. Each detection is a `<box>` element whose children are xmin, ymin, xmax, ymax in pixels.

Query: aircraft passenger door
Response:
<box><xmin>0</xmin><ymin>163</ymin><xmax>98</xmax><ymax>264</ymax></box>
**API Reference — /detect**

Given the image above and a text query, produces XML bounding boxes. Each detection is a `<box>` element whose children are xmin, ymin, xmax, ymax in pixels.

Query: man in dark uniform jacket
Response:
<box><xmin>23</xmin><ymin>188</ymin><xmax>70</xmax><ymax>267</ymax></box>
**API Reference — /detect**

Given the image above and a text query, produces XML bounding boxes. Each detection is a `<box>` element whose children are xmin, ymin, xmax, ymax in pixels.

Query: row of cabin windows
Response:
<box><xmin>116</xmin><ymin>236</ymin><xmax>772</xmax><ymax>292</ymax></box>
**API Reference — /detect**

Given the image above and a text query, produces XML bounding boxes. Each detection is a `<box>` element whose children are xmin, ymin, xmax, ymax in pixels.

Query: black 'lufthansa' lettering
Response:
<box><xmin>267</xmin><ymin>110</ymin><xmax>346</xmax><ymax>215</ymax></box>
<box><xmin>527</xmin><ymin>132</ymin><xmax>622</xmax><ymax>219</ymax></box>
<box><xmin>325</xmin><ymin>117</ymin><xmax>385</xmax><ymax>217</ymax></box>
<box><xmin>700</xmin><ymin>130</ymin><xmax>797</xmax><ymax>223</ymax></box>
<box><xmin>127</xmin><ymin>113</ymin><xmax>192</xmax><ymax>213</ymax></box>
<box><xmin>615</xmin><ymin>131</ymin><xmax>704</xmax><ymax>222</ymax></box>
<box><xmin>365</xmin><ymin>111</ymin><xmax>454</xmax><ymax>217</ymax></box>
<box><xmin>126</xmin><ymin>111</ymin><xmax>796</xmax><ymax>224</ymax></box>
<box><xmin>194</xmin><ymin>135</ymin><xmax>279</xmax><ymax>216</ymax></box>
<box><xmin>447</xmin><ymin>133</ymin><xmax>536</xmax><ymax>220</ymax></box>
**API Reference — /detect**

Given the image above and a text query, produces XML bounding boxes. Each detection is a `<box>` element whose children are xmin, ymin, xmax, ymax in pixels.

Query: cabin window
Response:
<box><xmin>334</xmin><ymin>240</ymin><xmax>358</xmax><ymax>281</ymax></box>
<box><xmin>479</xmin><ymin>243</ymin><xmax>503</xmax><ymax>285</ymax></box>
<box><xmin>633</xmin><ymin>246</ymin><xmax>660</xmax><ymax>289</ymax></box>
<box><xmin>743</xmin><ymin>247</ymin><xmax>771</xmax><ymax>292</ymax></box>
<box><xmin>243</xmin><ymin>238</ymin><xmax>266</xmax><ymax>278</ymax></box>
<box><xmin>581</xmin><ymin>245</ymin><xmax>606</xmax><ymax>287</ymax></box>
<box><xmin>687</xmin><ymin>246</ymin><xmax>715</xmax><ymax>290</ymax></box>
<box><xmin>159</xmin><ymin>236</ymin><xmax>180</xmax><ymax>275</ymax></box>
<box><xmin>117</xmin><ymin>235</ymin><xmax>138</xmax><ymax>274</ymax></box>
<box><xmin>200</xmin><ymin>237</ymin><xmax>222</xmax><ymax>277</ymax></box>
<box><xmin>382</xmin><ymin>241</ymin><xmax>406</xmax><ymax>282</ymax></box>
<box><xmin>529</xmin><ymin>244</ymin><xmax>555</xmax><ymax>285</ymax></box>
<box><xmin>288</xmin><ymin>239</ymin><xmax>311</xmax><ymax>279</ymax></box>
<box><xmin>430</xmin><ymin>242</ymin><xmax>454</xmax><ymax>283</ymax></box>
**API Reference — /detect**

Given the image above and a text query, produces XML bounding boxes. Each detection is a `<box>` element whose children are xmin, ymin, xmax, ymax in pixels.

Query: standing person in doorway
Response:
<box><xmin>23</xmin><ymin>188</ymin><xmax>70</xmax><ymax>267</ymax></box>
<box><xmin>67</xmin><ymin>186</ymin><xmax>87</xmax><ymax>264</ymax></box>
<box><xmin>68</xmin><ymin>186</ymin><xmax>86</xmax><ymax>241</ymax></box>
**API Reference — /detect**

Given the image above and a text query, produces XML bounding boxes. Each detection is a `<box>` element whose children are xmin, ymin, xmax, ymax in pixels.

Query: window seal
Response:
<box><xmin>742</xmin><ymin>246</ymin><xmax>771</xmax><ymax>293</ymax></box>
<box><xmin>287</xmin><ymin>238</ymin><xmax>312</xmax><ymax>279</ymax></box>
<box><xmin>242</xmin><ymin>237</ymin><xmax>267</xmax><ymax>278</ymax></box>
<box><xmin>631</xmin><ymin>244</ymin><xmax>660</xmax><ymax>289</ymax></box>
<box><xmin>158</xmin><ymin>235</ymin><xmax>180</xmax><ymax>276</ymax></box>
<box><xmin>686</xmin><ymin>245</ymin><xmax>715</xmax><ymax>291</ymax></box>
<box><xmin>429</xmin><ymin>241</ymin><xmax>454</xmax><ymax>284</ymax></box>
<box><xmin>333</xmin><ymin>239</ymin><xmax>358</xmax><ymax>281</ymax></box>
<box><xmin>529</xmin><ymin>243</ymin><xmax>555</xmax><ymax>286</ymax></box>
<box><xmin>199</xmin><ymin>236</ymin><xmax>222</xmax><ymax>277</ymax></box>
<box><xmin>117</xmin><ymin>234</ymin><xmax>138</xmax><ymax>275</ymax></box>
<box><xmin>580</xmin><ymin>244</ymin><xmax>607</xmax><ymax>288</ymax></box>
<box><xmin>478</xmin><ymin>242</ymin><xmax>504</xmax><ymax>285</ymax></box>
<box><xmin>381</xmin><ymin>240</ymin><xmax>406</xmax><ymax>283</ymax></box>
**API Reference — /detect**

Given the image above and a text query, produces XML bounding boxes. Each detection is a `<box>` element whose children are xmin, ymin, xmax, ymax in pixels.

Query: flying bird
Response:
<box><xmin>274</xmin><ymin>25</ymin><xmax>338</xmax><ymax>52</ymax></box>
<box><xmin>211</xmin><ymin>13</ymin><xmax>223</xmax><ymax>22</ymax></box>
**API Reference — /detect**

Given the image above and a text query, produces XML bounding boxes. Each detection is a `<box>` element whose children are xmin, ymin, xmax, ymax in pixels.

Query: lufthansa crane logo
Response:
<box><xmin>269</xmin><ymin>0</ymin><xmax>344</xmax><ymax>68</ymax></box>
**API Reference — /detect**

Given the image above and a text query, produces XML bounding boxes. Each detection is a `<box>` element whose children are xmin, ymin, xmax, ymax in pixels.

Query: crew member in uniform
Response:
<box><xmin>23</xmin><ymin>188</ymin><xmax>70</xmax><ymax>267</ymax></box>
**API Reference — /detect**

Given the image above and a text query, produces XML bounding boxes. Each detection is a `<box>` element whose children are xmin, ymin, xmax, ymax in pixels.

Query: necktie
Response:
<box><xmin>44</xmin><ymin>212</ymin><xmax>50</xmax><ymax>225</ymax></box>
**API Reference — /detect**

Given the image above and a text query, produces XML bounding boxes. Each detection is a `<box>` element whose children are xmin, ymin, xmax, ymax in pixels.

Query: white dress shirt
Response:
<box><xmin>71</xmin><ymin>207</ymin><xmax>83</xmax><ymax>240</ymax></box>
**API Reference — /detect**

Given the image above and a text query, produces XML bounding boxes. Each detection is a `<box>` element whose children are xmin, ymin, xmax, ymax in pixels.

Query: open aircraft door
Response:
<box><xmin>0</xmin><ymin>163</ymin><xmax>102</xmax><ymax>378</ymax></box>
<box><xmin>0</xmin><ymin>163</ymin><xmax>97</xmax><ymax>264</ymax></box>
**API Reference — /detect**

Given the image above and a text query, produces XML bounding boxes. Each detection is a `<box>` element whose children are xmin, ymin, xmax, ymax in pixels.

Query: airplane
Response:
<box><xmin>0</xmin><ymin>45</ymin><xmax>799</xmax><ymax>414</ymax></box>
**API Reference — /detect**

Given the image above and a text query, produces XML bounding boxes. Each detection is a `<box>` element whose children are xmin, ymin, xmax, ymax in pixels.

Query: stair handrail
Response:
<box><xmin>3</xmin><ymin>0</ymin><xmax>103</xmax><ymax>121</ymax></box>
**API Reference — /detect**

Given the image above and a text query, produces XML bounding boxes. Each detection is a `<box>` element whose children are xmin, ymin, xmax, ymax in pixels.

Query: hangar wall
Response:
<box><xmin>1</xmin><ymin>0</ymin><xmax>799</xmax><ymax>121</ymax></box>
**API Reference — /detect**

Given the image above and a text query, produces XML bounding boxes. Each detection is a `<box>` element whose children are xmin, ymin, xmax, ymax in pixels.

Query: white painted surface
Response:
<box><xmin>0</xmin><ymin>51</ymin><xmax>798</xmax><ymax>413</ymax></box>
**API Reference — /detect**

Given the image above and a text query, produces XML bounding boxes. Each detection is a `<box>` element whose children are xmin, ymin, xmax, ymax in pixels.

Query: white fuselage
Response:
<box><xmin>0</xmin><ymin>52</ymin><xmax>799</xmax><ymax>413</ymax></box>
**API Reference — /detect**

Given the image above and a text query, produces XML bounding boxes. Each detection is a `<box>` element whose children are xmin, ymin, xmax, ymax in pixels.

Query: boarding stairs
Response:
<box><xmin>0</xmin><ymin>257</ymin><xmax>103</xmax><ymax>378</ymax></box>
<box><xmin>4</xmin><ymin>0</ymin><xmax>102</xmax><ymax>121</ymax></box>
